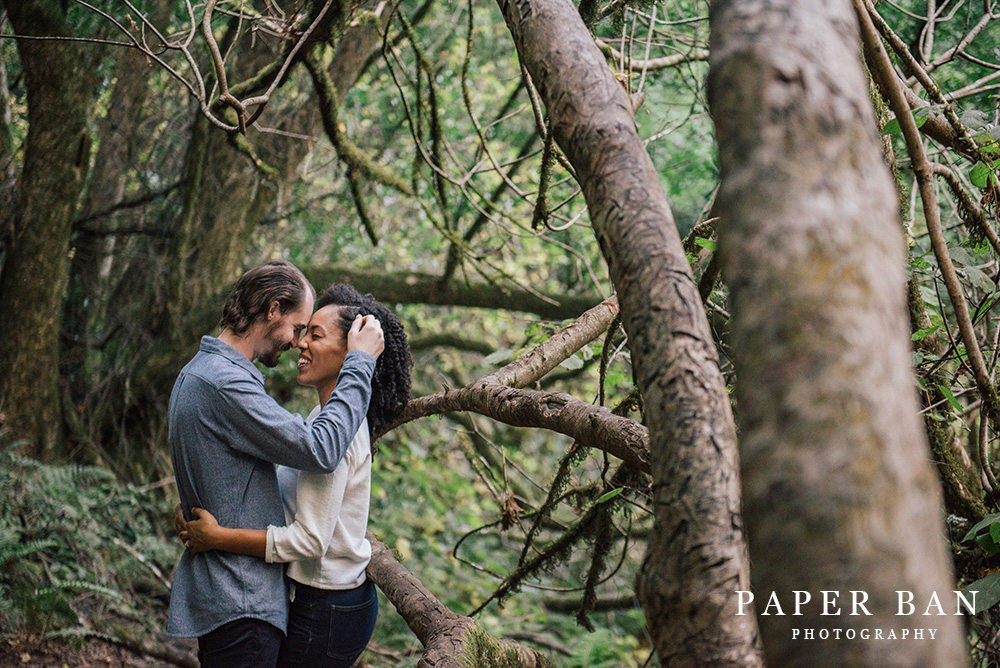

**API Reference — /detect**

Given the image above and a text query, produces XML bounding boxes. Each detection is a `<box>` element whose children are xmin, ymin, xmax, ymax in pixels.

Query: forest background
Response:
<box><xmin>1</xmin><ymin>0</ymin><xmax>1000</xmax><ymax>666</ymax></box>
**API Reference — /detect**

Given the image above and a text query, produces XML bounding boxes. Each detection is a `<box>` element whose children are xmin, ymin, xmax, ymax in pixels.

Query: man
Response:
<box><xmin>166</xmin><ymin>260</ymin><xmax>384</xmax><ymax>667</ymax></box>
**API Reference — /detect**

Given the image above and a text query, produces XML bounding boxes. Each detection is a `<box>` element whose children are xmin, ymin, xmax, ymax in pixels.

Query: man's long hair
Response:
<box><xmin>219</xmin><ymin>260</ymin><xmax>315</xmax><ymax>335</ymax></box>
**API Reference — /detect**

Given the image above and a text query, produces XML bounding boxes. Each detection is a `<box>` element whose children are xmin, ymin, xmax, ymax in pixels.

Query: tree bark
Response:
<box><xmin>495</xmin><ymin>0</ymin><xmax>762</xmax><ymax>665</ymax></box>
<box><xmin>386</xmin><ymin>296</ymin><xmax>650</xmax><ymax>470</ymax></box>
<box><xmin>395</xmin><ymin>384</ymin><xmax>650</xmax><ymax>472</ymax></box>
<box><xmin>709</xmin><ymin>1</ymin><xmax>968</xmax><ymax>665</ymax></box>
<box><xmin>0</xmin><ymin>0</ymin><xmax>96</xmax><ymax>459</ymax></box>
<box><xmin>366</xmin><ymin>531</ymin><xmax>545</xmax><ymax>667</ymax></box>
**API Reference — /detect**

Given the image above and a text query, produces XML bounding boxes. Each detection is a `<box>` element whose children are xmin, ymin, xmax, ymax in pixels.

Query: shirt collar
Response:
<box><xmin>199</xmin><ymin>335</ymin><xmax>265</xmax><ymax>384</ymax></box>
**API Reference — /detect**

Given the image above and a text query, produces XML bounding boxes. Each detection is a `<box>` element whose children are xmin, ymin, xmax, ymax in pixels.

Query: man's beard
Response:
<box><xmin>258</xmin><ymin>347</ymin><xmax>283</xmax><ymax>368</ymax></box>
<box><xmin>258</xmin><ymin>323</ymin><xmax>289</xmax><ymax>367</ymax></box>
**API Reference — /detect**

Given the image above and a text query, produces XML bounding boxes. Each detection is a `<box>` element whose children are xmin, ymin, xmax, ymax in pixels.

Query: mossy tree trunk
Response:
<box><xmin>0</xmin><ymin>0</ymin><xmax>96</xmax><ymax>459</ymax></box>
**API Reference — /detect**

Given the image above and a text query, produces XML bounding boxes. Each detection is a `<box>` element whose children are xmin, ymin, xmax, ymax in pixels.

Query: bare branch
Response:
<box><xmin>380</xmin><ymin>297</ymin><xmax>649</xmax><ymax>473</ymax></box>
<box><xmin>483</xmin><ymin>297</ymin><xmax>619</xmax><ymax>387</ymax></box>
<box><xmin>594</xmin><ymin>37</ymin><xmax>709</xmax><ymax>72</ymax></box>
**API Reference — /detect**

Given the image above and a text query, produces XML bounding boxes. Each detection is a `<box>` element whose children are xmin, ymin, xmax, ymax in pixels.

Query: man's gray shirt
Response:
<box><xmin>166</xmin><ymin>336</ymin><xmax>375</xmax><ymax>637</ymax></box>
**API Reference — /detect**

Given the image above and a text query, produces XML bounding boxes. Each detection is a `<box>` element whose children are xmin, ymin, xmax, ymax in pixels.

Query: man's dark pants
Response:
<box><xmin>197</xmin><ymin>617</ymin><xmax>283</xmax><ymax>668</ymax></box>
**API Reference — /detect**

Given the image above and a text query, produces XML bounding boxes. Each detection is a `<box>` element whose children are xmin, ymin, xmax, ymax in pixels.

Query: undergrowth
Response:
<box><xmin>0</xmin><ymin>438</ymin><xmax>181</xmax><ymax>638</ymax></box>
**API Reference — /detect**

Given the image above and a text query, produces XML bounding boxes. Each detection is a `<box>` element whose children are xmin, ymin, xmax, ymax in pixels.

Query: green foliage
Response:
<box><xmin>963</xmin><ymin>573</ymin><xmax>1000</xmax><ymax>615</ymax></box>
<box><xmin>0</xmin><ymin>440</ymin><xmax>181</xmax><ymax>635</ymax></box>
<box><xmin>564</xmin><ymin>627</ymin><xmax>641</xmax><ymax>668</ymax></box>
<box><xmin>881</xmin><ymin>111</ymin><xmax>929</xmax><ymax>135</ymax></box>
<box><xmin>964</xmin><ymin>514</ymin><xmax>1000</xmax><ymax>556</ymax></box>
<box><xmin>970</xmin><ymin>160</ymin><xmax>999</xmax><ymax>189</ymax></box>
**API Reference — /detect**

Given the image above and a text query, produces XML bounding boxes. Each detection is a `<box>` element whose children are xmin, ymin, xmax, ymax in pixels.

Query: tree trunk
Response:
<box><xmin>0</xmin><ymin>0</ymin><xmax>96</xmax><ymax>459</ymax></box>
<box><xmin>495</xmin><ymin>0</ymin><xmax>762</xmax><ymax>665</ymax></box>
<box><xmin>709</xmin><ymin>1</ymin><xmax>969</xmax><ymax>665</ymax></box>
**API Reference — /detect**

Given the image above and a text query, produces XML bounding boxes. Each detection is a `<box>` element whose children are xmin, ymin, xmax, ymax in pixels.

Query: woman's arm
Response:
<box><xmin>266</xmin><ymin>462</ymin><xmax>351</xmax><ymax>563</ymax></box>
<box><xmin>180</xmin><ymin>507</ymin><xmax>267</xmax><ymax>559</ymax></box>
<box><xmin>177</xmin><ymin>430</ymin><xmax>365</xmax><ymax>562</ymax></box>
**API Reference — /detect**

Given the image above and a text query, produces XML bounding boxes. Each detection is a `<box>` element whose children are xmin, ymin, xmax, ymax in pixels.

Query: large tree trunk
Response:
<box><xmin>0</xmin><ymin>0</ymin><xmax>96</xmax><ymax>459</ymax></box>
<box><xmin>709</xmin><ymin>1</ymin><xmax>968</xmax><ymax>666</ymax></box>
<box><xmin>495</xmin><ymin>0</ymin><xmax>762</xmax><ymax>665</ymax></box>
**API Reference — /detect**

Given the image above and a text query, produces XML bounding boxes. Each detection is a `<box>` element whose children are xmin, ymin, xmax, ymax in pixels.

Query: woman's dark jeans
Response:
<box><xmin>277</xmin><ymin>579</ymin><xmax>379</xmax><ymax>668</ymax></box>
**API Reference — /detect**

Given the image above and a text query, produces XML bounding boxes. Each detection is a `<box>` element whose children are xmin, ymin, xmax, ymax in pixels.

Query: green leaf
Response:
<box><xmin>919</xmin><ymin>284</ymin><xmax>939</xmax><ymax>306</ymax></box>
<box><xmin>966</xmin><ymin>267</ymin><xmax>997</xmax><ymax>294</ymax></box>
<box><xmin>912</xmin><ymin>103</ymin><xmax>942</xmax><ymax>119</ymax></box>
<box><xmin>938</xmin><ymin>384</ymin><xmax>962</xmax><ymax>412</ymax></box>
<box><xmin>949</xmin><ymin>246</ymin><xmax>976</xmax><ymax>266</ymax></box>
<box><xmin>881</xmin><ymin>114</ymin><xmax>928</xmax><ymax>135</ymax></box>
<box><xmin>595</xmin><ymin>487</ymin><xmax>624</xmax><ymax>504</ymax></box>
<box><xmin>976</xmin><ymin>533</ymin><xmax>1000</xmax><ymax>556</ymax></box>
<box><xmin>559</xmin><ymin>353</ymin><xmax>585</xmax><ymax>370</ymax></box>
<box><xmin>960</xmin><ymin>109</ymin><xmax>990</xmax><ymax>128</ymax></box>
<box><xmin>971</xmin><ymin>161</ymin><xmax>992</xmax><ymax>188</ymax></box>
<box><xmin>911</xmin><ymin>326</ymin><xmax>939</xmax><ymax>341</ymax></box>
<box><xmin>964</xmin><ymin>513</ymin><xmax>1000</xmax><ymax>542</ymax></box>
<box><xmin>963</xmin><ymin>572</ymin><xmax>1000</xmax><ymax>614</ymax></box>
<box><xmin>694</xmin><ymin>238</ymin><xmax>717</xmax><ymax>251</ymax></box>
<box><xmin>882</xmin><ymin>119</ymin><xmax>901</xmax><ymax>135</ymax></box>
<box><xmin>990</xmin><ymin>521</ymin><xmax>1000</xmax><ymax>544</ymax></box>
<box><xmin>483</xmin><ymin>349</ymin><xmax>514</xmax><ymax>366</ymax></box>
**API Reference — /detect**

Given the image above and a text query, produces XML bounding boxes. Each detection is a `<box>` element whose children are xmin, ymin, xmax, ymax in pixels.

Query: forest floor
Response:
<box><xmin>0</xmin><ymin>633</ymin><xmax>197</xmax><ymax>668</ymax></box>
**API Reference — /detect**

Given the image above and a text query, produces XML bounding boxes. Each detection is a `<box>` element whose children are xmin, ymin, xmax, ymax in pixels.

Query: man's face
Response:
<box><xmin>256</xmin><ymin>295</ymin><xmax>315</xmax><ymax>368</ymax></box>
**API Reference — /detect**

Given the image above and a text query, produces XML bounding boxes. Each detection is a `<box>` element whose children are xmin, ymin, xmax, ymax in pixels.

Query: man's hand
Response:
<box><xmin>347</xmin><ymin>314</ymin><xmax>384</xmax><ymax>359</ymax></box>
<box><xmin>179</xmin><ymin>507</ymin><xmax>221</xmax><ymax>554</ymax></box>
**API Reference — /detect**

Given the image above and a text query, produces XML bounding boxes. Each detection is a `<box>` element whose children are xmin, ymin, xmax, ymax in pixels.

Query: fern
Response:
<box><xmin>35</xmin><ymin>581</ymin><xmax>128</xmax><ymax>603</ymax></box>
<box><xmin>43</xmin><ymin>626</ymin><xmax>119</xmax><ymax>644</ymax></box>
<box><xmin>0</xmin><ymin>538</ymin><xmax>58</xmax><ymax>566</ymax></box>
<box><xmin>0</xmin><ymin>437</ymin><xmax>181</xmax><ymax>635</ymax></box>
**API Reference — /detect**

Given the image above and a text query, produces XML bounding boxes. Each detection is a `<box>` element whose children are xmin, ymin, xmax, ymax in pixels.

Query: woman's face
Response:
<box><xmin>296</xmin><ymin>305</ymin><xmax>349</xmax><ymax>389</ymax></box>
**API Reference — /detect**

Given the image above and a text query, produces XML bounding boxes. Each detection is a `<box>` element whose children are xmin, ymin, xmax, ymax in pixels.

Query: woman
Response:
<box><xmin>180</xmin><ymin>284</ymin><xmax>412</xmax><ymax>668</ymax></box>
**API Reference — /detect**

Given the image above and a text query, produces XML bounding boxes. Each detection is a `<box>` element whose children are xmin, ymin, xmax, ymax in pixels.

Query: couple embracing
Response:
<box><xmin>166</xmin><ymin>260</ymin><xmax>412</xmax><ymax>668</ymax></box>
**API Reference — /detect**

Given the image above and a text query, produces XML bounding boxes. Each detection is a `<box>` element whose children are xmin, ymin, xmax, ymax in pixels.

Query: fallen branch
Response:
<box><xmin>366</xmin><ymin>531</ymin><xmax>548</xmax><ymax>668</ymax></box>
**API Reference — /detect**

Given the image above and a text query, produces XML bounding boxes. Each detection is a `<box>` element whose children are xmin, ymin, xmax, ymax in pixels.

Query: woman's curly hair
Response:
<box><xmin>317</xmin><ymin>284</ymin><xmax>412</xmax><ymax>441</ymax></box>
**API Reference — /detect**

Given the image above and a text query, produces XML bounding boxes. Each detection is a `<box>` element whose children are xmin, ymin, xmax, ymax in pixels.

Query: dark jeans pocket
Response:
<box><xmin>326</xmin><ymin>584</ymin><xmax>378</xmax><ymax>662</ymax></box>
